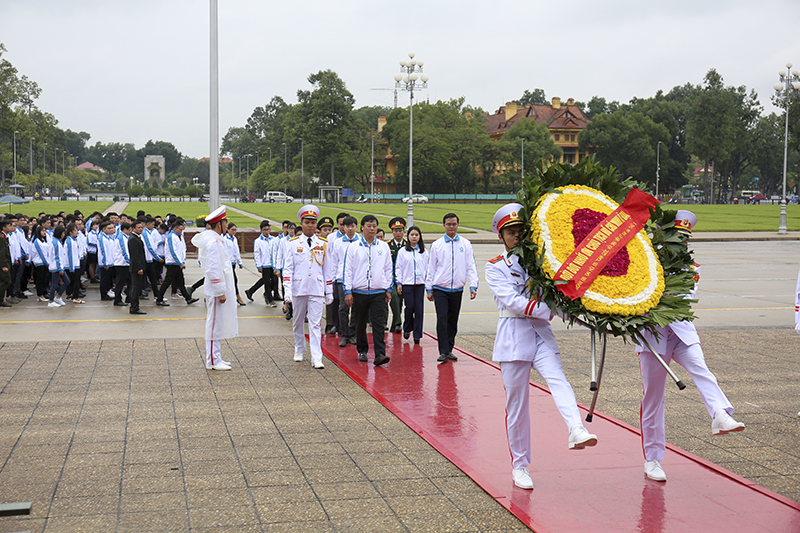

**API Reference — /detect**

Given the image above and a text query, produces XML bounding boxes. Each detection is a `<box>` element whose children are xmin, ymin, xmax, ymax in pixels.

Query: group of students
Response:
<box><xmin>247</xmin><ymin>206</ymin><xmax>478</xmax><ymax>369</ymax></box>
<box><xmin>0</xmin><ymin>209</ymin><xmax>203</xmax><ymax>313</ymax></box>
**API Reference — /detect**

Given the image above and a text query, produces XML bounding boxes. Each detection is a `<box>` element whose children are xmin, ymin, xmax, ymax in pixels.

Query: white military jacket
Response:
<box><xmin>282</xmin><ymin>234</ymin><xmax>333</xmax><ymax>302</ymax></box>
<box><xmin>634</xmin><ymin>263</ymin><xmax>701</xmax><ymax>354</ymax></box>
<box><xmin>192</xmin><ymin>230</ymin><xmax>238</xmax><ymax>341</ymax></box>
<box><xmin>484</xmin><ymin>250</ymin><xmax>559</xmax><ymax>361</ymax></box>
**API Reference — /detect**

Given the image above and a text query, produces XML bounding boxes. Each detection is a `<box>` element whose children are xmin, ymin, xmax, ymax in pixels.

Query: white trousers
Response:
<box><xmin>205</xmin><ymin>339</ymin><xmax>223</xmax><ymax>367</ymax></box>
<box><xmin>291</xmin><ymin>295</ymin><xmax>324</xmax><ymax>363</ymax></box>
<box><xmin>500</xmin><ymin>336</ymin><xmax>582</xmax><ymax>470</ymax></box>
<box><xmin>639</xmin><ymin>329</ymin><xmax>733</xmax><ymax>462</ymax></box>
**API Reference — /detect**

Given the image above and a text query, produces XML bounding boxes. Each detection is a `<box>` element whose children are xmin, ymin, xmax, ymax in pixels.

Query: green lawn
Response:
<box><xmin>124</xmin><ymin>202</ymin><xmax>256</xmax><ymax>228</ymax></box>
<box><xmin>6</xmin><ymin>201</ymin><xmax>113</xmax><ymax>218</ymax></box>
<box><xmin>669</xmin><ymin>204</ymin><xmax>800</xmax><ymax>232</ymax></box>
<box><xmin>11</xmin><ymin>200</ymin><xmax>800</xmax><ymax>233</ymax></box>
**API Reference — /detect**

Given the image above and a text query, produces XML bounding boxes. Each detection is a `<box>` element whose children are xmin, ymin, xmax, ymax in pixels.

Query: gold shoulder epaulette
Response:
<box><xmin>488</xmin><ymin>254</ymin><xmax>504</xmax><ymax>264</ymax></box>
<box><xmin>289</xmin><ymin>236</ymin><xmax>299</xmax><ymax>241</ymax></box>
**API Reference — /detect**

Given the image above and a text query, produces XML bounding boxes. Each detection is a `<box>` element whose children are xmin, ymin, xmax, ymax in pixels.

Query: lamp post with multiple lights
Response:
<box><xmin>394</xmin><ymin>52</ymin><xmax>428</xmax><ymax>227</ymax></box>
<box><xmin>774</xmin><ymin>62</ymin><xmax>800</xmax><ymax>235</ymax></box>
<box><xmin>12</xmin><ymin>130</ymin><xmax>18</xmax><ymax>183</ymax></box>
<box><xmin>656</xmin><ymin>140</ymin><xmax>662</xmax><ymax>198</ymax></box>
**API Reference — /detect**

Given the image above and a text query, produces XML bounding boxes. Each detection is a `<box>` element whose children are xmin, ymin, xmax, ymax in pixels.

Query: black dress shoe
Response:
<box><xmin>437</xmin><ymin>354</ymin><xmax>448</xmax><ymax>363</ymax></box>
<box><xmin>349</xmin><ymin>336</ymin><xmax>357</xmax><ymax>345</ymax></box>
<box><xmin>373</xmin><ymin>355</ymin><xmax>390</xmax><ymax>366</ymax></box>
<box><xmin>414</xmin><ymin>338</ymin><xmax>421</xmax><ymax>344</ymax></box>
<box><xmin>358</xmin><ymin>352</ymin><xmax>368</xmax><ymax>362</ymax></box>
<box><xmin>403</xmin><ymin>332</ymin><xmax>410</xmax><ymax>340</ymax></box>
<box><xmin>155</xmin><ymin>301</ymin><xmax>170</xmax><ymax>307</ymax></box>
<box><xmin>245</xmin><ymin>289</ymin><xmax>254</xmax><ymax>302</ymax></box>
<box><xmin>0</xmin><ymin>302</ymin><xmax>11</xmax><ymax>308</ymax></box>
<box><xmin>113</xmin><ymin>301</ymin><xmax>128</xmax><ymax>306</ymax></box>
<box><xmin>101</xmin><ymin>297</ymin><xmax>114</xmax><ymax>301</ymax></box>
<box><xmin>393</xmin><ymin>325</ymin><xmax>402</xmax><ymax>334</ymax></box>
<box><xmin>446</xmin><ymin>353</ymin><xmax>458</xmax><ymax>361</ymax></box>
<box><xmin>130</xmin><ymin>309</ymin><xmax>147</xmax><ymax>315</ymax></box>
<box><xmin>339</xmin><ymin>337</ymin><xmax>348</xmax><ymax>347</ymax></box>
<box><xmin>186</xmin><ymin>298</ymin><xmax>199</xmax><ymax>305</ymax></box>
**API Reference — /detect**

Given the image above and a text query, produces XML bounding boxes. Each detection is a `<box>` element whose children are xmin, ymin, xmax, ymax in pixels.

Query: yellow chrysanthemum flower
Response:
<box><xmin>531</xmin><ymin>185</ymin><xmax>664</xmax><ymax>316</ymax></box>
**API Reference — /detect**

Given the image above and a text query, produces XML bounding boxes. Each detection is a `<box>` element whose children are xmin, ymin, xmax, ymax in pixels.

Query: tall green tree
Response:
<box><xmin>381</xmin><ymin>98</ymin><xmax>490</xmax><ymax>194</ymax></box>
<box><xmin>685</xmin><ymin>69</ymin><xmax>740</xmax><ymax>201</ymax></box>
<box><xmin>287</xmin><ymin>70</ymin><xmax>356</xmax><ymax>186</ymax></box>
<box><xmin>518</xmin><ymin>89</ymin><xmax>547</xmax><ymax>106</ymax></box>
<box><xmin>579</xmin><ymin>110</ymin><xmax>669</xmax><ymax>186</ymax></box>
<box><xmin>499</xmin><ymin>117</ymin><xmax>562</xmax><ymax>191</ymax></box>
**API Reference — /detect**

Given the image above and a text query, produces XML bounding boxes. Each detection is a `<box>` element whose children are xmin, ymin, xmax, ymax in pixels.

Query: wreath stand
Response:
<box><xmin>584</xmin><ymin>328</ymin><xmax>686</xmax><ymax>423</ymax></box>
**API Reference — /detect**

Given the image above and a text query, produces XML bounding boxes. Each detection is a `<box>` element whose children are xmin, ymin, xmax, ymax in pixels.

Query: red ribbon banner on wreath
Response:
<box><xmin>554</xmin><ymin>187</ymin><xmax>659</xmax><ymax>300</ymax></box>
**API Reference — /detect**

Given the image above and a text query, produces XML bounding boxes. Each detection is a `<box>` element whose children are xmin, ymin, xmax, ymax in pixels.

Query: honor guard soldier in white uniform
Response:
<box><xmin>636</xmin><ymin>210</ymin><xmax>744</xmax><ymax>482</ymax></box>
<box><xmin>191</xmin><ymin>206</ymin><xmax>239</xmax><ymax>370</ymax></box>
<box><xmin>485</xmin><ymin>203</ymin><xmax>598</xmax><ymax>490</ymax></box>
<box><xmin>282</xmin><ymin>205</ymin><xmax>334</xmax><ymax>369</ymax></box>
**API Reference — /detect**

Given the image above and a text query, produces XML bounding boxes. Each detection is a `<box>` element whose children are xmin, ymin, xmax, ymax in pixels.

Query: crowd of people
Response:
<box><xmin>0</xmin><ymin>202</ymin><xmax>746</xmax><ymax>489</ymax></box>
<box><xmin>0</xmin><ymin>209</ymin><xmax>201</xmax><ymax>312</ymax></box>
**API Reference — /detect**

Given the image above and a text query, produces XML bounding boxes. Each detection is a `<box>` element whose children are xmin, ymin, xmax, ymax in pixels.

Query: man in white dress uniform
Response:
<box><xmin>282</xmin><ymin>205</ymin><xmax>334</xmax><ymax>369</ymax></box>
<box><xmin>191</xmin><ymin>206</ymin><xmax>238</xmax><ymax>371</ymax></box>
<box><xmin>484</xmin><ymin>203</ymin><xmax>598</xmax><ymax>490</ymax></box>
<box><xmin>636</xmin><ymin>210</ymin><xmax>744</xmax><ymax>482</ymax></box>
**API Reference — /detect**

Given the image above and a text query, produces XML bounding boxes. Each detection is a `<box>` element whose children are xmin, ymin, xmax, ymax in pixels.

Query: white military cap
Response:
<box><xmin>297</xmin><ymin>204</ymin><xmax>321</xmax><ymax>221</ymax></box>
<box><xmin>674</xmin><ymin>210</ymin><xmax>697</xmax><ymax>235</ymax></box>
<box><xmin>206</xmin><ymin>205</ymin><xmax>227</xmax><ymax>224</ymax></box>
<box><xmin>492</xmin><ymin>203</ymin><xmax>524</xmax><ymax>234</ymax></box>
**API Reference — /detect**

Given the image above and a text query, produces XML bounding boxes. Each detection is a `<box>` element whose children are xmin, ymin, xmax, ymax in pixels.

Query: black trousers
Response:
<box><xmin>353</xmin><ymin>292</ymin><xmax>388</xmax><ymax>358</ymax></box>
<box><xmin>11</xmin><ymin>261</ymin><xmax>24</xmax><ymax>296</ymax></box>
<box><xmin>129</xmin><ymin>270</ymin><xmax>143</xmax><ymax>312</ymax></box>
<box><xmin>247</xmin><ymin>268</ymin><xmax>276</xmax><ymax>301</ymax></box>
<box><xmin>100</xmin><ymin>266</ymin><xmax>114</xmax><ymax>299</ymax></box>
<box><xmin>34</xmin><ymin>265</ymin><xmax>49</xmax><ymax>297</ymax></box>
<box><xmin>114</xmin><ymin>266</ymin><xmax>131</xmax><ymax>303</ymax></box>
<box><xmin>68</xmin><ymin>270</ymin><xmax>81</xmax><ymax>299</ymax></box>
<box><xmin>336</xmin><ymin>283</ymin><xmax>355</xmax><ymax>338</ymax></box>
<box><xmin>402</xmin><ymin>284</ymin><xmax>426</xmax><ymax>340</ymax></box>
<box><xmin>156</xmin><ymin>265</ymin><xmax>190</xmax><ymax>302</ymax></box>
<box><xmin>145</xmin><ymin>261</ymin><xmax>161</xmax><ymax>294</ymax></box>
<box><xmin>433</xmin><ymin>289</ymin><xmax>463</xmax><ymax>356</ymax></box>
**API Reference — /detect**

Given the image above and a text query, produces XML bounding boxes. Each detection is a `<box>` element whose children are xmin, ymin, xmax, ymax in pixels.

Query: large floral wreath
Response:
<box><xmin>514</xmin><ymin>158</ymin><xmax>696</xmax><ymax>341</ymax></box>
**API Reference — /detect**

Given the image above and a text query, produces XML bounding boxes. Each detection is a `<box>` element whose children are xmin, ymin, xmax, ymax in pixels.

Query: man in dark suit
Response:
<box><xmin>128</xmin><ymin>219</ymin><xmax>147</xmax><ymax>315</ymax></box>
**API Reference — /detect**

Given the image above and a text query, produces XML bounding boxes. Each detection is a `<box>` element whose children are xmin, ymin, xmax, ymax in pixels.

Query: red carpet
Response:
<box><xmin>320</xmin><ymin>331</ymin><xmax>800</xmax><ymax>532</ymax></box>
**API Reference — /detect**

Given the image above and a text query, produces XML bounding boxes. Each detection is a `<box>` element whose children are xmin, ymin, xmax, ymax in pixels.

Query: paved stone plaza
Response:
<box><xmin>0</xmin><ymin>239</ymin><xmax>798</xmax><ymax>531</ymax></box>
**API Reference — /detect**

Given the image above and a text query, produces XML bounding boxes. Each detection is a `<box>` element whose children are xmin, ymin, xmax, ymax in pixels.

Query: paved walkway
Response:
<box><xmin>0</xmin><ymin>337</ymin><xmax>528</xmax><ymax>533</ymax></box>
<box><xmin>103</xmin><ymin>201</ymin><xmax>129</xmax><ymax>216</ymax></box>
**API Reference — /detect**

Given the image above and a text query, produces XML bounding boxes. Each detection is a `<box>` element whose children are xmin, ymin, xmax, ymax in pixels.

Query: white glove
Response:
<box><xmin>795</xmin><ymin>322</ymin><xmax>800</xmax><ymax>335</ymax></box>
<box><xmin>325</xmin><ymin>293</ymin><xmax>333</xmax><ymax>306</ymax></box>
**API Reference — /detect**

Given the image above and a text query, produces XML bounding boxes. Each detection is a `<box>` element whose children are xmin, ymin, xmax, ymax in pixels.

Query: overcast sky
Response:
<box><xmin>3</xmin><ymin>0</ymin><xmax>800</xmax><ymax>159</ymax></box>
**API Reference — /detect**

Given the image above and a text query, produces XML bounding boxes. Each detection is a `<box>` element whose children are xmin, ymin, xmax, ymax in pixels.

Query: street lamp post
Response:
<box><xmin>245</xmin><ymin>154</ymin><xmax>251</xmax><ymax>197</ymax></box>
<box><xmin>656</xmin><ymin>140</ymin><xmax>662</xmax><ymax>198</ymax></box>
<box><xmin>301</xmin><ymin>138</ymin><xmax>304</xmax><ymax>202</ymax></box>
<box><xmin>12</xmin><ymin>130</ymin><xmax>18</xmax><ymax>183</ymax></box>
<box><xmin>371</xmin><ymin>134</ymin><xmax>375</xmax><ymax>203</ymax></box>
<box><xmin>282</xmin><ymin>142</ymin><xmax>287</xmax><ymax>195</ymax></box>
<box><xmin>394</xmin><ymin>52</ymin><xmax>429</xmax><ymax>227</ymax></box>
<box><xmin>774</xmin><ymin>62</ymin><xmax>800</xmax><ymax>235</ymax></box>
